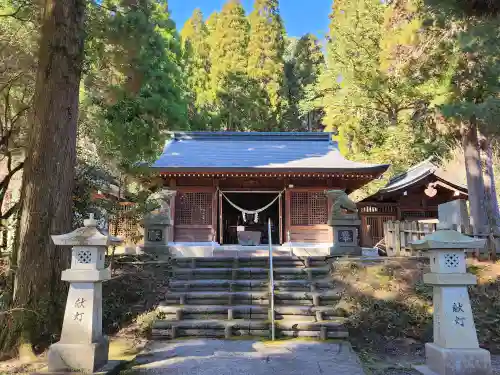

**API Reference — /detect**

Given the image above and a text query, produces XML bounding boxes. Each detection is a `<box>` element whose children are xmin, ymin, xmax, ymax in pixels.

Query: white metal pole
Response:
<box><xmin>268</xmin><ymin>218</ymin><xmax>275</xmax><ymax>341</ymax></box>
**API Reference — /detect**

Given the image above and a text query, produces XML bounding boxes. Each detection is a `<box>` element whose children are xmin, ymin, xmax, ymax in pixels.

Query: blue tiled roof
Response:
<box><xmin>152</xmin><ymin>132</ymin><xmax>389</xmax><ymax>173</ymax></box>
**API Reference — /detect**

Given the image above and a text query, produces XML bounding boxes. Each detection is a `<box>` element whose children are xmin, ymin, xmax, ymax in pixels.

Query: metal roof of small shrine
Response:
<box><xmin>380</xmin><ymin>158</ymin><xmax>467</xmax><ymax>193</ymax></box>
<box><xmin>362</xmin><ymin>158</ymin><xmax>468</xmax><ymax>201</ymax></box>
<box><xmin>152</xmin><ymin>132</ymin><xmax>390</xmax><ymax>175</ymax></box>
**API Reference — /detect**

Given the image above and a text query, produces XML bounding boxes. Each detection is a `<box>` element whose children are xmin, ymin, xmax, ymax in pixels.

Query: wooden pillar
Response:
<box><xmin>213</xmin><ymin>179</ymin><xmax>220</xmax><ymax>244</ymax></box>
<box><xmin>169</xmin><ymin>178</ymin><xmax>176</xmax><ymax>242</ymax></box>
<box><xmin>326</xmin><ymin>190</ymin><xmax>334</xmax><ymax>243</ymax></box>
<box><xmin>219</xmin><ymin>189</ymin><xmax>223</xmax><ymax>244</ymax></box>
<box><xmin>279</xmin><ymin>193</ymin><xmax>283</xmax><ymax>244</ymax></box>
<box><xmin>285</xmin><ymin>189</ymin><xmax>291</xmax><ymax>243</ymax></box>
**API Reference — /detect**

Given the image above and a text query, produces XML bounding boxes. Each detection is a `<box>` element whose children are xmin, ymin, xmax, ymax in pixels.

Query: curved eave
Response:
<box><xmin>377</xmin><ymin>168</ymin><xmax>435</xmax><ymax>194</ymax></box>
<box><xmin>434</xmin><ymin>175</ymin><xmax>468</xmax><ymax>195</ymax></box>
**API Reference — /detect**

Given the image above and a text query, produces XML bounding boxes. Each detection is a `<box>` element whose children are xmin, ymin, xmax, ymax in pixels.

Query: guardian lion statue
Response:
<box><xmin>325</xmin><ymin>190</ymin><xmax>359</xmax><ymax>221</ymax></box>
<box><xmin>147</xmin><ymin>189</ymin><xmax>176</xmax><ymax>220</ymax></box>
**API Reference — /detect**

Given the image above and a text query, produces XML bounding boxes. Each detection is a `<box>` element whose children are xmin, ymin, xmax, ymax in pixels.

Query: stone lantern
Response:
<box><xmin>48</xmin><ymin>214</ymin><xmax>122</xmax><ymax>373</ymax></box>
<box><xmin>409</xmin><ymin>223</ymin><xmax>492</xmax><ymax>375</ymax></box>
<box><xmin>325</xmin><ymin>190</ymin><xmax>361</xmax><ymax>256</ymax></box>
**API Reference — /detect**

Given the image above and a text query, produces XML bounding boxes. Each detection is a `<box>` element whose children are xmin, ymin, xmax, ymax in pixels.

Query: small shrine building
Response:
<box><xmin>358</xmin><ymin>158</ymin><xmax>469</xmax><ymax>247</ymax></box>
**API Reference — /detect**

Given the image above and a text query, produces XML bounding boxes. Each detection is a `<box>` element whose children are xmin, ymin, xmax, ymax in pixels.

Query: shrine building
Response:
<box><xmin>358</xmin><ymin>158</ymin><xmax>468</xmax><ymax>247</ymax></box>
<box><xmin>150</xmin><ymin>132</ymin><xmax>389</xmax><ymax>252</ymax></box>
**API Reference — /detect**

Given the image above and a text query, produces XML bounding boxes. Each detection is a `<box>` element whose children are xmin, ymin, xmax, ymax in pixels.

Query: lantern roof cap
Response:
<box><xmin>51</xmin><ymin>214</ymin><xmax>123</xmax><ymax>247</ymax></box>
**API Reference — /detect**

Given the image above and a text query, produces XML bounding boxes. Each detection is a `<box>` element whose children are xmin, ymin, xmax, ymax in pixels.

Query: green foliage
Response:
<box><xmin>247</xmin><ymin>0</ymin><xmax>287</xmax><ymax>129</ymax></box>
<box><xmin>420</xmin><ymin>1</ymin><xmax>500</xmax><ymax>138</ymax></box>
<box><xmin>209</xmin><ymin>0</ymin><xmax>249</xmax><ymax>92</ymax></box>
<box><xmin>83</xmin><ymin>0</ymin><xmax>188</xmax><ymax>167</ymax></box>
<box><xmin>178</xmin><ymin>0</ymin><xmax>328</xmax><ymax>131</ymax></box>
<box><xmin>206</xmin><ymin>0</ymin><xmax>252</xmax><ymax>130</ymax></box>
<box><xmin>180</xmin><ymin>8</ymin><xmax>212</xmax><ymax>129</ymax></box>
<box><xmin>284</xmin><ymin>34</ymin><xmax>325</xmax><ymax>130</ymax></box>
<box><xmin>314</xmin><ymin>0</ymin><xmax>456</xmax><ymax>198</ymax></box>
<box><xmin>214</xmin><ymin>72</ymin><xmax>269</xmax><ymax>131</ymax></box>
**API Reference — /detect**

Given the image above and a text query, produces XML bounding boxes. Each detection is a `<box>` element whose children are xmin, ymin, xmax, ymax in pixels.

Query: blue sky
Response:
<box><xmin>168</xmin><ymin>0</ymin><xmax>332</xmax><ymax>38</ymax></box>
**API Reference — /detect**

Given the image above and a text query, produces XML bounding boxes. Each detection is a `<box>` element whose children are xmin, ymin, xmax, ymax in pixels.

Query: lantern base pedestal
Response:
<box><xmin>47</xmin><ymin>337</ymin><xmax>109</xmax><ymax>373</ymax></box>
<box><xmin>414</xmin><ymin>343</ymin><xmax>492</xmax><ymax>375</ymax></box>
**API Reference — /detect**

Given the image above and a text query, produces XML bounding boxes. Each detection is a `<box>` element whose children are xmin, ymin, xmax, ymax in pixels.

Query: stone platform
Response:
<box><xmin>165</xmin><ymin>243</ymin><xmax>378</xmax><ymax>258</ymax></box>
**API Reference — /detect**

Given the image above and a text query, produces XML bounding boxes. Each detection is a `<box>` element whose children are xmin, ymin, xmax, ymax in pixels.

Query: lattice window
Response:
<box><xmin>359</xmin><ymin>204</ymin><xmax>397</xmax><ymax>214</ymax></box>
<box><xmin>402</xmin><ymin>210</ymin><xmax>438</xmax><ymax>219</ymax></box>
<box><xmin>290</xmin><ymin>192</ymin><xmax>308</xmax><ymax>225</ymax></box>
<box><xmin>108</xmin><ymin>205</ymin><xmax>141</xmax><ymax>244</ymax></box>
<box><xmin>175</xmin><ymin>192</ymin><xmax>213</xmax><ymax>225</ymax></box>
<box><xmin>444</xmin><ymin>253</ymin><xmax>460</xmax><ymax>268</ymax></box>
<box><xmin>76</xmin><ymin>250</ymin><xmax>92</xmax><ymax>264</ymax></box>
<box><xmin>290</xmin><ymin>191</ymin><xmax>328</xmax><ymax>226</ymax></box>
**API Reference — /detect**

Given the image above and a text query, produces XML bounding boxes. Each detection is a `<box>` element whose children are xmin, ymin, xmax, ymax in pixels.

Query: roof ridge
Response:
<box><xmin>387</xmin><ymin>157</ymin><xmax>436</xmax><ymax>185</ymax></box>
<box><xmin>172</xmin><ymin>131</ymin><xmax>333</xmax><ymax>142</ymax></box>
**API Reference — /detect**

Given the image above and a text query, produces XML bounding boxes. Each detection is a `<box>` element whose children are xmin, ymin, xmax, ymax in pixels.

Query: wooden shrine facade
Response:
<box><xmin>164</xmin><ymin>172</ymin><xmax>374</xmax><ymax>245</ymax></box>
<box><xmin>151</xmin><ymin>132</ymin><xmax>389</xmax><ymax>246</ymax></box>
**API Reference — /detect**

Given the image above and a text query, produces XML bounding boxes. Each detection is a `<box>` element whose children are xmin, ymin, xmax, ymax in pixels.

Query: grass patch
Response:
<box><xmin>103</xmin><ymin>255</ymin><xmax>171</xmax><ymax>337</ymax></box>
<box><xmin>329</xmin><ymin>258</ymin><xmax>500</xmax><ymax>356</ymax></box>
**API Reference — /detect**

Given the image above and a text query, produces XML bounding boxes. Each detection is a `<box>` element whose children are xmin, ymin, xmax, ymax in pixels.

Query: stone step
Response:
<box><xmin>168</xmin><ymin>279</ymin><xmax>268</xmax><ymax>289</ymax></box>
<box><xmin>151</xmin><ymin>319</ymin><xmax>347</xmax><ymax>340</ymax></box>
<box><xmin>172</xmin><ymin>257</ymin><xmax>329</xmax><ymax>273</ymax></box>
<box><xmin>166</xmin><ymin>290</ymin><xmax>341</xmax><ymax>300</ymax></box>
<box><xmin>159</xmin><ymin>255</ymin><xmax>345</xmax><ymax>341</ymax></box>
<box><xmin>168</xmin><ymin>279</ymin><xmax>335</xmax><ymax>291</ymax></box>
<box><xmin>158</xmin><ymin>304</ymin><xmax>266</xmax><ymax>314</ymax></box>
<box><xmin>163</xmin><ymin>298</ymin><xmax>273</xmax><ymax>306</ymax></box>
<box><xmin>173</xmin><ymin>273</ymin><xmax>322</xmax><ymax>281</ymax></box>
<box><xmin>172</xmin><ymin>266</ymin><xmax>329</xmax><ymax>273</ymax></box>
<box><xmin>174</xmin><ymin>256</ymin><xmax>328</xmax><ymax>263</ymax></box>
<box><xmin>278</xmin><ymin>330</ymin><xmax>348</xmax><ymax>339</ymax></box>
<box><xmin>276</xmin><ymin>320</ymin><xmax>346</xmax><ymax>330</ymax></box>
<box><xmin>158</xmin><ymin>304</ymin><xmax>343</xmax><ymax>316</ymax></box>
<box><xmin>151</xmin><ymin>328</ymin><xmax>270</xmax><ymax>339</ymax></box>
<box><xmin>153</xmin><ymin>319</ymin><xmax>345</xmax><ymax>330</ymax></box>
<box><xmin>154</xmin><ymin>319</ymin><xmax>268</xmax><ymax>329</ymax></box>
<box><xmin>173</xmin><ymin>261</ymin><xmax>328</xmax><ymax>269</ymax></box>
<box><xmin>163</xmin><ymin>299</ymin><xmax>342</xmax><ymax>307</ymax></box>
<box><xmin>160</xmin><ymin>312</ymin><xmax>335</xmax><ymax>322</ymax></box>
<box><xmin>151</xmin><ymin>328</ymin><xmax>346</xmax><ymax>340</ymax></box>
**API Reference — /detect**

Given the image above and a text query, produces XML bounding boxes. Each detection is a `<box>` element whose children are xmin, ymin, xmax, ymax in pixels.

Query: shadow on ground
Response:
<box><xmin>122</xmin><ymin>339</ymin><xmax>365</xmax><ymax>375</ymax></box>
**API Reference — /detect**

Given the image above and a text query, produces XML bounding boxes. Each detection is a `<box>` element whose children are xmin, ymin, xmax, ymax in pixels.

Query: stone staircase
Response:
<box><xmin>152</xmin><ymin>256</ymin><xmax>348</xmax><ymax>340</ymax></box>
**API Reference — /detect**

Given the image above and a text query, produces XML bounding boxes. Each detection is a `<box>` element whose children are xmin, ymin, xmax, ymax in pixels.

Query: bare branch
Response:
<box><xmin>0</xmin><ymin>160</ymin><xmax>24</xmax><ymax>204</ymax></box>
<box><xmin>2</xmin><ymin>201</ymin><xmax>19</xmax><ymax>221</ymax></box>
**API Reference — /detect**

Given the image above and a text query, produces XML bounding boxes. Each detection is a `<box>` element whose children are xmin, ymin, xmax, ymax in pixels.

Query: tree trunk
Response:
<box><xmin>0</xmin><ymin>0</ymin><xmax>86</xmax><ymax>356</ymax></box>
<box><xmin>462</xmin><ymin>122</ymin><xmax>488</xmax><ymax>234</ymax></box>
<box><xmin>479</xmin><ymin>132</ymin><xmax>500</xmax><ymax>228</ymax></box>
